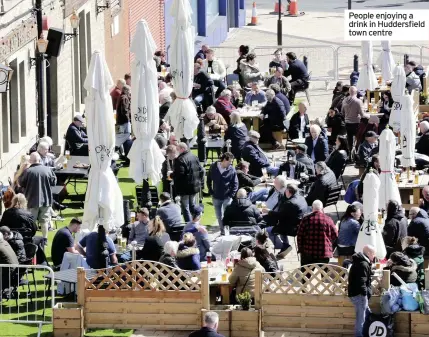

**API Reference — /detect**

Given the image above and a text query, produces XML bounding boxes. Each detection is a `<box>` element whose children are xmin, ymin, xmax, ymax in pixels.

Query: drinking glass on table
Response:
<box><xmin>130</xmin><ymin>212</ymin><xmax>136</xmax><ymax>223</ymax></box>
<box><xmin>252</xmin><ymin>100</ymin><xmax>258</xmax><ymax>107</ymax></box>
<box><xmin>65</xmin><ymin>150</ymin><xmax>70</xmax><ymax>160</ymax></box>
<box><xmin>261</xmin><ymin>168</ymin><xmax>267</xmax><ymax>178</ymax></box>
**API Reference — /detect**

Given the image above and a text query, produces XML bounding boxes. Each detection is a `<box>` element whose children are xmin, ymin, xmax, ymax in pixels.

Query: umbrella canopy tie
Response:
<box><xmin>176</xmin><ymin>96</ymin><xmax>189</xmax><ymax>100</ymax></box>
<box><xmin>380</xmin><ymin>170</ymin><xmax>393</xmax><ymax>173</ymax></box>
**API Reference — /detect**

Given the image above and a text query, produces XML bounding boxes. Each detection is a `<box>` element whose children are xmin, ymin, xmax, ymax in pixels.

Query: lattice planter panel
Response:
<box><xmin>53</xmin><ymin>303</ymin><xmax>84</xmax><ymax>337</ymax></box>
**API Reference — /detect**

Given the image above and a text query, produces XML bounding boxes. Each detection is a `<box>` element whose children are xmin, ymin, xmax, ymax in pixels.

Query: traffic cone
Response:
<box><xmin>248</xmin><ymin>2</ymin><xmax>258</xmax><ymax>26</ymax></box>
<box><xmin>273</xmin><ymin>1</ymin><xmax>284</xmax><ymax>13</ymax></box>
<box><xmin>289</xmin><ymin>0</ymin><xmax>298</xmax><ymax>16</ymax></box>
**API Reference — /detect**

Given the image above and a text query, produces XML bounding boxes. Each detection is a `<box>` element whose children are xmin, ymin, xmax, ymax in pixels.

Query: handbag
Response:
<box><xmin>230</xmin><ymin>267</ymin><xmax>255</xmax><ymax>304</ymax></box>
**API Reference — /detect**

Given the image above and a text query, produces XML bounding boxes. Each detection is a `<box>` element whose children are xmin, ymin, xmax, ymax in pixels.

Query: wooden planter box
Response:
<box><xmin>411</xmin><ymin>311</ymin><xmax>429</xmax><ymax>336</ymax></box>
<box><xmin>201</xmin><ymin>306</ymin><xmax>261</xmax><ymax>337</ymax></box>
<box><xmin>419</xmin><ymin>104</ymin><xmax>429</xmax><ymax>113</ymax></box>
<box><xmin>394</xmin><ymin>311</ymin><xmax>411</xmax><ymax>337</ymax></box>
<box><xmin>53</xmin><ymin>303</ymin><xmax>84</xmax><ymax>337</ymax></box>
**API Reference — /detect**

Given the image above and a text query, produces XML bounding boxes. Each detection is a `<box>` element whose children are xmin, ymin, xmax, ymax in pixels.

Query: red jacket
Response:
<box><xmin>214</xmin><ymin>96</ymin><xmax>235</xmax><ymax>124</ymax></box>
<box><xmin>297</xmin><ymin>210</ymin><xmax>338</xmax><ymax>258</ymax></box>
<box><xmin>110</xmin><ymin>87</ymin><xmax>121</xmax><ymax>110</ymax></box>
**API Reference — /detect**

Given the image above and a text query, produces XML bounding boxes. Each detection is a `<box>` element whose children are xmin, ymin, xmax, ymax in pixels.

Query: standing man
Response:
<box><xmin>203</xmin><ymin>49</ymin><xmax>226</xmax><ymax>98</ymax></box>
<box><xmin>172</xmin><ymin>143</ymin><xmax>204</xmax><ymax>223</ymax></box>
<box><xmin>51</xmin><ymin>218</ymin><xmax>82</xmax><ymax>268</ymax></box>
<box><xmin>110</xmin><ymin>79</ymin><xmax>125</xmax><ymax>109</ymax></box>
<box><xmin>408</xmin><ymin>207</ymin><xmax>429</xmax><ymax>254</ymax></box>
<box><xmin>348</xmin><ymin>245</ymin><xmax>375</xmax><ymax>337</ymax></box>
<box><xmin>296</xmin><ymin>200</ymin><xmax>338</xmax><ymax>265</ymax></box>
<box><xmin>341</xmin><ymin>86</ymin><xmax>364</xmax><ymax>153</ymax></box>
<box><xmin>19</xmin><ymin>152</ymin><xmax>57</xmax><ymax>245</ymax></box>
<box><xmin>207</xmin><ymin>152</ymin><xmax>239</xmax><ymax>235</ymax></box>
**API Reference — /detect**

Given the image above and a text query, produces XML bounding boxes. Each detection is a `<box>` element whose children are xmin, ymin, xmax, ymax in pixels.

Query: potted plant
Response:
<box><xmin>420</xmin><ymin>92</ymin><xmax>428</xmax><ymax>105</ymax></box>
<box><xmin>236</xmin><ymin>291</ymin><xmax>252</xmax><ymax>311</ymax></box>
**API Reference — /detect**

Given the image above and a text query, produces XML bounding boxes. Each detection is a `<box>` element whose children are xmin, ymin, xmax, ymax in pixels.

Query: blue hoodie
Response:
<box><xmin>207</xmin><ymin>162</ymin><xmax>239</xmax><ymax>200</ymax></box>
<box><xmin>183</xmin><ymin>221</ymin><xmax>211</xmax><ymax>261</ymax></box>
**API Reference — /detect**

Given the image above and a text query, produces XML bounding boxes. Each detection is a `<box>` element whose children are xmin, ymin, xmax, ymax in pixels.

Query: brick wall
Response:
<box><xmin>104</xmin><ymin>0</ymin><xmax>131</xmax><ymax>82</ymax></box>
<box><xmin>128</xmin><ymin>0</ymin><xmax>165</xmax><ymax>62</ymax></box>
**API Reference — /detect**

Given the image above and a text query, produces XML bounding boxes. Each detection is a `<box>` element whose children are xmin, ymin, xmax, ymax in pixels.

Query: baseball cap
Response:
<box><xmin>365</xmin><ymin>131</ymin><xmax>378</xmax><ymax>138</ymax></box>
<box><xmin>192</xmin><ymin>206</ymin><xmax>203</xmax><ymax>218</ymax></box>
<box><xmin>287</xmin><ymin>150</ymin><xmax>296</xmax><ymax>158</ymax></box>
<box><xmin>296</xmin><ymin>144</ymin><xmax>307</xmax><ymax>152</ymax></box>
<box><xmin>73</xmin><ymin>115</ymin><xmax>84</xmax><ymax>123</ymax></box>
<box><xmin>248</xmin><ymin>130</ymin><xmax>261</xmax><ymax>139</ymax></box>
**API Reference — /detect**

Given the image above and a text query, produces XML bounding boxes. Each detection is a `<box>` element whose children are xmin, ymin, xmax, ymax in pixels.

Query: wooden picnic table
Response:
<box><xmin>237</xmin><ymin>107</ymin><xmax>261</xmax><ymax>132</ymax></box>
<box><xmin>366</xmin><ymin>86</ymin><xmax>390</xmax><ymax>104</ymax></box>
<box><xmin>397</xmin><ymin>173</ymin><xmax>429</xmax><ymax>210</ymax></box>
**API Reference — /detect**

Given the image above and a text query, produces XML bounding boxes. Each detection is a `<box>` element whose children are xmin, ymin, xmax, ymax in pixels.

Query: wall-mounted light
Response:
<box><xmin>97</xmin><ymin>0</ymin><xmax>110</xmax><ymax>14</ymax></box>
<box><xmin>64</xmin><ymin>10</ymin><xmax>79</xmax><ymax>42</ymax></box>
<box><xmin>0</xmin><ymin>63</ymin><xmax>13</xmax><ymax>93</ymax></box>
<box><xmin>30</xmin><ymin>34</ymin><xmax>49</xmax><ymax>68</ymax></box>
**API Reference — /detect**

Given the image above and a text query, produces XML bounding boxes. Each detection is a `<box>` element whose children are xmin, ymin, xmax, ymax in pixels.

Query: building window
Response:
<box><xmin>9</xmin><ymin>59</ymin><xmax>19</xmax><ymax>144</ymax></box>
<box><xmin>206</xmin><ymin>0</ymin><xmax>219</xmax><ymax>25</ymax></box>
<box><xmin>111</xmin><ymin>15</ymin><xmax>120</xmax><ymax>37</ymax></box>
<box><xmin>19</xmin><ymin>61</ymin><xmax>26</xmax><ymax>137</ymax></box>
<box><xmin>190</xmin><ymin>0</ymin><xmax>198</xmax><ymax>33</ymax></box>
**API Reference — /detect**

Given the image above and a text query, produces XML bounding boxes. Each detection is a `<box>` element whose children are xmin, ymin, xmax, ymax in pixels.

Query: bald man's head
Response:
<box><xmin>349</xmin><ymin>86</ymin><xmax>357</xmax><ymax>96</ymax></box>
<box><xmin>362</xmin><ymin>244</ymin><xmax>376</xmax><ymax>262</ymax></box>
<box><xmin>29</xmin><ymin>152</ymin><xmax>41</xmax><ymax>164</ymax></box>
<box><xmin>423</xmin><ymin>186</ymin><xmax>429</xmax><ymax>201</ymax></box>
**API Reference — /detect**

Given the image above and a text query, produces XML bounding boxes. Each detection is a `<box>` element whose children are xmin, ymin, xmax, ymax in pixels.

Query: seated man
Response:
<box><xmin>51</xmin><ymin>218</ymin><xmax>82</xmax><ymax>268</ymax></box>
<box><xmin>0</xmin><ymin>226</ymin><xmax>26</xmax><ymax>264</ymax></box>
<box><xmin>278</xmin><ymin>150</ymin><xmax>308</xmax><ymax>179</ymax></box>
<box><xmin>65</xmin><ymin>115</ymin><xmax>89</xmax><ymax>156</ymax></box>
<box><xmin>264</xmin><ymin>67</ymin><xmax>291</xmax><ymax>96</ymax></box>
<box><xmin>203</xmin><ymin>106</ymin><xmax>228</xmax><ymax>134</ymax></box>
<box><xmin>357</xmin><ymin>131</ymin><xmax>379</xmax><ymax>166</ymax></box>
<box><xmin>192</xmin><ymin>63</ymin><xmax>214</xmax><ymax>107</ymax></box>
<box><xmin>129</xmin><ymin>208</ymin><xmax>149</xmax><ymax>245</ymax></box>
<box><xmin>264</xmin><ymin>175</ymin><xmax>288</xmax><ymax>213</ymax></box>
<box><xmin>0</xmin><ymin>232</ymin><xmax>19</xmax><ymax>293</ymax></box>
<box><xmin>259</xmin><ymin>89</ymin><xmax>286</xmax><ymax>150</ymax></box>
<box><xmin>244</xmin><ymin>82</ymin><xmax>267</xmax><ymax>106</ymax></box>
<box><xmin>262</xmin><ymin>184</ymin><xmax>308</xmax><ymax>259</ymax></box>
<box><xmin>37</xmin><ymin>141</ymin><xmax>56</xmax><ymax>168</ymax></box>
<box><xmin>295</xmin><ymin>144</ymin><xmax>315</xmax><ymax>175</ymax></box>
<box><xmin>306</xmin><ymin>161</ymin><xmax>337</xmax><ymax>206</ymax></box>
<box><xmin>156</xmin><ymin>192</ymin><xmax>182</xmax><ymax>233</ymax></box>
<box><xmin>236</xmin><ymin>161</ymin><xmax>269</xmax><ymax>202</ymax></box>
<box><xmin>183</xmin><ymin>207</ymin><xmax>210</xmax><ymax>262</ymax></box>
<box><xmin>223</xmin><ymin>189</ymin><xmax>263</xmax><ymax>227</ymax></box>
<box><xmin>159</xmin><ymin>88</ymin><xmax>172</xmax><ymax>120</ymax></box>
<box><xmin>242</xmin><ymin>130</ymin><xmax>279</xmax><ymax>177</ymax></box>
<box><xmin>284</xmin><ymin>52</ymin><xmax>310</xmax><ymax>104</ymax></box>
<box><xmin>203</xmin><ymin>49</ymin><xmax>226</xmax><ymax>98</ymax></box>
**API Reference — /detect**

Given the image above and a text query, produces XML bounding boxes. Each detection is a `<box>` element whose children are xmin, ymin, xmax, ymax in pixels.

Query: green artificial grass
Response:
<box><xmin>0</xmin><ymin>164</ymin><xmax>217</xmax><ymax>336</ymax></box>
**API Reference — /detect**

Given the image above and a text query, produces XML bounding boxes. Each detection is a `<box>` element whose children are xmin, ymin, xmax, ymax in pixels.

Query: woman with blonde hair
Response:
<box><xmin>224</xmin><ymin>111</ymin><xmax>248</xmax><ymax>161</ymax></box>
<box><xmin>0</xmin><ymin>193</ymin><xmax>37</xmax><ymax>242</ymax></box>
<box><xmin>139</xmin><ymin>216</ymin><xmax>170</xmax><ymax>261</ymax></box>
<box><xmin>13</xmin><ymin>155</ymin><xmax>31</xmax><ymax>193</ymax></box>
<box><xmin>177</xmin><ymin>233</ymin><xmax>201</xmax><ymax>270</ymax></box>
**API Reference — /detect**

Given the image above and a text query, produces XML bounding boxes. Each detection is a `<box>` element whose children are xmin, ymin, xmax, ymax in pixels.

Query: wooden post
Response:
<box><xmin>254</xmin><ymin>270</ymin><xmax>262</xmax><ymax>309</ymax></box>
<box><xmin>201</xmin><ymin>267</ymin><xmax>210</xmax><ymax>310</ymax></box>
<box><xmin>381</xmin><ymin>269</ymin><xmax>390</xmax><ymax>290</ymax></box>
<box><xmin>425</xmin><ymin>269</ymin><xmax>429</xmax><ymax>290</ymax></box>
<box><xmin>77</xmin><ymin>267</ymin><xmax>85</xmax><ymax>307</ymax></box>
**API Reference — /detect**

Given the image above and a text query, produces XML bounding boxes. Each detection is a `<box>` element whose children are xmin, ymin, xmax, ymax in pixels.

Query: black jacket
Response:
<box><xmin>0</xmin><ymin>208</ymin><xmax>37</xmax><ymax>242</ymax></box>
<box><xmin>408</xmin><ymin>209</ymin><xmax>429</xmax><ymax>256</ymax></box>
<box><xmin>266</xmin><ymin>193</ymin><xmax>308</xmax><ymax>236</ymax></box>
<box><xmin>65</xmin><ymin>123</ymin><xmax>88</xmax><ymax>151</ymax></box>
<box><xmin>159</xmin><ymin>102</ymin><xmax>170</xmax><ymax>120</ymax></box>
<box><xmin>326</xmin><ymin>149</ymin><xmax>347</xmax><ymax>179</ymax></box>
<box><xmin>305</xmin><ymin>136</ymin><xmax>329</xmax><ymax>162</ymax></box>
<box><xmin>236</xmin><ymin>169</ymin><xmax>262</xmax><ymax>192</ymax></box>
<box><xmin>116</xmin><ymin>91</ymin><xmax>131</xmax><ymax>125</ymax></box>
<box><xmin>277</xmin><ymin>161</ymin><xmax>307</xmax><ymax>180</ymax></box>
<box><xmin>258</xmin><ymin>256</ymin><xmax>278</xmax><ymax>273</ymax></box>
<box><xmin>348</xmin><ymin>252</ymin><xmax>372</xmax><ymax>298</ymax></box>
<box><xmin>382</xmin><ymin>211</ymin><xmax>408</xmax><ymax>258</ymax></box>
<box><xmin>296</xmin><ymin>152</ymin><xmax>315</xmax><ymax>175</ymax></box>
<box><xmin>224</xmin><ymin>123</ymin><xmax>248</xmax><ymax>160</ymax></box>
<box><xmin>326</xmin><ymin>114</ymin><xmax>346</xmax><ymax>145</ymax></box>
<box><xmin>284</xmin><ymin>59</ymin><xmax>309</xmax><ymax>83</ymax></box>
<box><xmin>189</xmin><ymin>327</ymin><xmax>225</xmax><ymax>337</ymax></box>
<box><xmin>7</xmin><ymin>231</ymin><xmax>26</xmax><ymax>263</ymax></box>
<box><xmin>241</xmin><ymin>141</ymin><xmax>270</xmax><ymax>177</ymax></box>
<box><xmin>306</xmin><ymin>168</ymin><xmax>337</xmax><ymax>206</ymax></box>
<box><xmin>331</xmin><ymin>93</ymin><xmax>347</xmax><ymax>111</ymax></box>
<box><xmin>357</xmin><ymin>140</ymin><xmax>378</xmax><ymax>166</ymax></box>
<box><xmin>416</xmin><ymin>133</ymin><xmax>429</xmax><ymax>156</ymax></box>
<box><xmin>159</xmin><ymin>253</ymin><xmax>179</xmax><ymax>268</ymax></box>
<box><xmin>138</xmin><ymin>233</ymin><xmax>170</xmax><ymax>262</ymax></box>
<box><xmin>172</xmin><ymin>150</ymin><xmax>204</xmax><ymax>196</ymax></box>
<box><xmin>192</xmin><ymin>71</ymin><xmax>213</xmax><ymax>97</ymax></box>
<box><xmin>385</xmin><ymin>255</ymin><xmax>417</xmax><ymax>286</ymax></box>
<box><xmin>223</xmin><ymin>198</ymin><xmax>263</xmax><ymax>227</ymax></box>
<box><xmin>289</xmin><ymin>112</ymin><xmax>309</xmax><ymax>140</ymax></box>
<box><xmin>262</xmin><ymin>97</ymin><xmax>286</xmax><ymax>132</ymax></box>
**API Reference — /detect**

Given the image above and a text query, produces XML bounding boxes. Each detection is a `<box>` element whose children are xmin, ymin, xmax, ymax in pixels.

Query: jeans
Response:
<box><xmin>266</xmin><ymin>165</ymin><xmax>279</xmax><ymax>176</ymax></box>
<box><xmin>115</xmin><ymin>122</ymin><xmax>131</xmax><ymax>147</ymax></box>
<box><xmin>30</xmin><ymin>206</ymin><xmax>51</xmax><ymax>239</ymax></box>
<box><xmin>193</xmin><ymin>94</ymin><xmax>204</xmax><ymax>106</ymax></box>
<box><xmin>213</xmin><ymin>197</ymin><xmax>232</xmax><ymax>234</ymax></box>
<box><xmin>213</xmin><ymin>79</ymin><xmax>226</xmax><ymax>97</ymax></box>
<box><xmin>180</xmin><ymin>194</ymin><xmax>197</xmax><ymax>223</ymax></box>
<box><xmin>248</xmin><ymin>188</ymin><xmax>270</xmax><ymax>203</ymax></box>
<box><xmin>350</xmin><ymin>295</ymin><xmax>371</xmax><ymax>337</ymax></box>
<box><xmin>345</xmin><ymin>123</ymin><xmax>359</xmax><ymax>153</ymax></box>
<box><xmin>266</xmin><ymin>226</ymin><xmax>290</xmax><ymax>250</ymax></box>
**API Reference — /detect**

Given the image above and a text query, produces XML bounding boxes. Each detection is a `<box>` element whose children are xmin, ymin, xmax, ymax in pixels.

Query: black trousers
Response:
<box><xmin>213</xmin><ymin>79</ymin><xmax>226</xmax><ymax>98</ymax></box>
<box><xmin>288</xmin><ymin>79</ymin><xmax>307</xmax><ymax>104</ymax></box>
<box><xmin>345</xmin><ymin>123</ymin><xmax>359</xmax><ymax>153</ymax></box>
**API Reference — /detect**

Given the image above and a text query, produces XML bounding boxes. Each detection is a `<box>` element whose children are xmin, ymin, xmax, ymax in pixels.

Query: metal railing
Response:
<box><xmin>0</xmin><ymin>264</ymin><xmax>54</xmax><ymax>337</ymax></box>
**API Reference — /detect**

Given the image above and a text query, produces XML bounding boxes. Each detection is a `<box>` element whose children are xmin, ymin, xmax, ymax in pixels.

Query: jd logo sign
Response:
<box><xmin>369</xmin><ymin>321</ymin><xmax>387</xmax><ymax>337</ymax></box>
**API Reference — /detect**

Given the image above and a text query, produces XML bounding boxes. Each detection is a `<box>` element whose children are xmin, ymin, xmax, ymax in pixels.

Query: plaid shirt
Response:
<box><xmin>297</xmin><ymin>211</ymin><xmax>338</xmax><ymax>258</ymax></box>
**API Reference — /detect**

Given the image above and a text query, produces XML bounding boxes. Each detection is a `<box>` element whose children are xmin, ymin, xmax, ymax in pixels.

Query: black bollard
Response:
<box><xmin>197</xmin><ymin>117</ymin><xmax>207</xmax><ymax>163</ymax></box>
<box><xmin>303</xmin><ymin>56</ymin><xmax>308</xmax><ymax>69</ymax></box>
<box><xmin>140</xmin><ymin>179</ymin><xmax>152</xmax><ymax>209</ymax></box>
<box><xmin>353</xmin><ymin>54</ymin><xmax>359</xmax><ymax>72</ymax></box>
<box><xmin>404</xmin><ymin>54</ymin><xmax>409</xmax><ymax>66</ymax></box>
